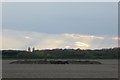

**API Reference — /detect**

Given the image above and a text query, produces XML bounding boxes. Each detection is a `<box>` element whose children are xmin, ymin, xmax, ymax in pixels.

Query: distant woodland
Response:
<box><xmin>1</xmin><ymin>47</ymin><xmax>120</xmax><ymax>59</ymax></box>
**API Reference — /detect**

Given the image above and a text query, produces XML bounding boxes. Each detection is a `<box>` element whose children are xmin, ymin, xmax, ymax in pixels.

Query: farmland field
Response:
<box><xmin>2</xmin><ymin>59</ymin><xmax>118</xmax><ymax>78</ymax></box>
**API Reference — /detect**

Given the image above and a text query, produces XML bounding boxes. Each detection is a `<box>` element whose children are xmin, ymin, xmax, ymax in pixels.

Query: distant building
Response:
<box><xmin>32</xmin><ymin>47</ymin><xmax>35</xmax><ymax>52</ymax></box>
<box><xmin>28</xmin><ymin>47</ymin><xmax>31</xmax><ymax>52</ymax></box>
<box><xmin>27</xmin><ymin>47</ymin><xmax>36</xmax><ymax>52</ymax></box>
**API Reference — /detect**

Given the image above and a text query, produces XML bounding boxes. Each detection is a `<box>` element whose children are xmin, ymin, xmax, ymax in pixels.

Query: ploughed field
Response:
<box><xmin>2</xmin><ymin>59</ymin><xmax>118</xmax><ymax>78</ymax></box>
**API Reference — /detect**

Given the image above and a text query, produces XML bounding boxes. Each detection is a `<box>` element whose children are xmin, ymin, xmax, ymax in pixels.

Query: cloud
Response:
<box><xmin>1</xmin><ymin>29</ymin><xmax>118</xmax><ymax>50</ymax></box>
<box><xmin>35</xmin><ymin>39</ymin><xmax>66</xmax><ymax>49</ymax></box>
<box><xmin>112</xmin><ymin>37</ymin><xmax>120</xmax><ymax>41</ymax></box>
<box><xmin>63</xmin><ymin>33</ymin><xmax>104</xmax><ymax>40</ymax></box>
<box><xmin>75</xmin><ymin>42</ymin><xmax>90</xmax><ymax>48</ymax></box>
<box><xmin>24</xmin><ymin>36</ymin><xmax>32</xmax><ymax>39</ymax></box>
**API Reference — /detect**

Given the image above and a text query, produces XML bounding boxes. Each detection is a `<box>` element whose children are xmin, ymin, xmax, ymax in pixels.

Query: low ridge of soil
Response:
<box><xmin>10</xmin><ymin>60</ymin><xmax>102</xmax><ymax>64</ymax></box>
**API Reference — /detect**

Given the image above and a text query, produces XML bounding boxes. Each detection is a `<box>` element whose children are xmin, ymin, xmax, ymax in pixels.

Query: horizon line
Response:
<box><xmin>1</xmin><ymin>46</ymin><xmax>119</xmax><ymax>51</ymax></box>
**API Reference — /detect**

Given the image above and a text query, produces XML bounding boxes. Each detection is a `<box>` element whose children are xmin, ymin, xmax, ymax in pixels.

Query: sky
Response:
<box><xmin>1</xmin><ymin>2</ymin><xmax>119</xmax><ymax>50</ymax></box>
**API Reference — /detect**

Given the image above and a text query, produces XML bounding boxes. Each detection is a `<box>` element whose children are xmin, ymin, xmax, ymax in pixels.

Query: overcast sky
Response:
<box><xmin>2</xmin><ymin>2</ymin><xmax>118</xmax><ymax>50</ymax></box>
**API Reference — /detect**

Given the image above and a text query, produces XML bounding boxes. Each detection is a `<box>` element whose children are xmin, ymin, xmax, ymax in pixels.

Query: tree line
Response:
<box><xmin>1</xmin><ymin>47</ymin><xmax>120</xmax><ymax>59</ymax></box>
